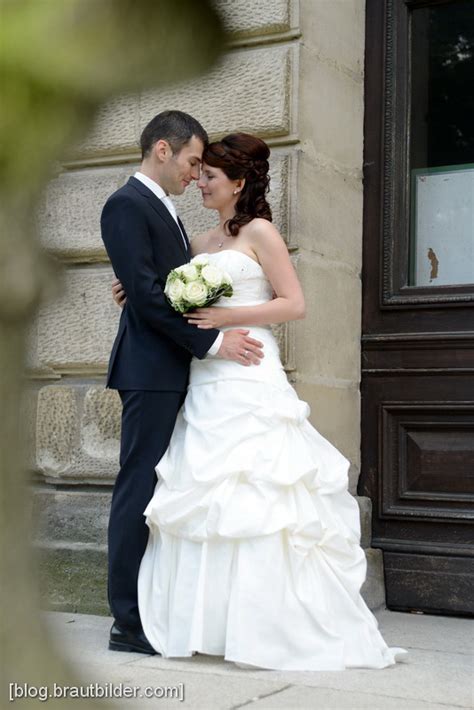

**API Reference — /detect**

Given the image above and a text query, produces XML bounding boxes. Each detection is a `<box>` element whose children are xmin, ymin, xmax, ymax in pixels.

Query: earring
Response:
<box><xmin>233</xmin><ymin>189</ymin><xmax>239</xmax><ymax>195</ymax></box>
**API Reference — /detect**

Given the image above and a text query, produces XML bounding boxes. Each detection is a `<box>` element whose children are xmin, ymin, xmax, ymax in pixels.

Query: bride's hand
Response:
<box><xmin>183</xmin><ymin>307</ymin><xmax>229</xmax><ymax>329</ymax></box>
<box><xmin>112</xmin><ymin>278</ymin><xmax>127</xmax><ymax>308</ymax></box>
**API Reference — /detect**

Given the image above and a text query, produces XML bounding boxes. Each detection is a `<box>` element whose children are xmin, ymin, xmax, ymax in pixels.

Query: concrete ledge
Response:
<box><xmin>360</xmin><ymin>548</ymin><xmax>386</xmax><ymax>610</ymax></box>
<box><xmin>32</xmin><ymin>488</ymin><xmax>374</xmax><ymax>546</ymax></box>
<box><xmin>32</xmin><ymin>488</ymin><xmax>111</xmax><ymax>545</ymax></box>
<box><xmin>36</xmin><ymin>543</ymin><xmax>109</xmax><ymax>616</ymax></box>
<box><xmin>217</xmin><ymin>0</ymin><xmax>294</xmax><ymax>38</ymax></box>
<box><xmin>36</xmin><ymin>543</ymin><xmax>384</xmax><ymax>617</ymax></box>
<box><xmin>33</xmin><ymin>490</ymin><xmax>382</xmax><ymax>616</ymax></box>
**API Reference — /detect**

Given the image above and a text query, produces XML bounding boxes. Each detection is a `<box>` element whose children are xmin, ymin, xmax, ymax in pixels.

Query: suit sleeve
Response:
<box><xmin>101</xmin><ymin>193</ymin><xmax>219</xmax><ymax>359</ymax></box>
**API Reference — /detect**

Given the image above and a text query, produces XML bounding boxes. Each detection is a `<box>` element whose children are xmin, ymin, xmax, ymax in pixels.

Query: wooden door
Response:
<box><xmin>360</xmin><ymin>0</ymin><xmax>474</xmax><ymax>615</ymax></box>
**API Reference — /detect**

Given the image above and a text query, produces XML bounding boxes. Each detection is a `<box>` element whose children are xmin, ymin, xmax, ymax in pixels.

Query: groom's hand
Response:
<box><xmin>217</xmin><ymin>330</ymin><xmax>264</xmax><ymax>366</ymax></box>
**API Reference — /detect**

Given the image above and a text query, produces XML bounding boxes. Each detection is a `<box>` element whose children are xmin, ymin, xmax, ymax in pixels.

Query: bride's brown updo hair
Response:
<box><xmin>202</xmin><ymin>133</ymin><xmax>272</xmax><ymax>236</ymax></box>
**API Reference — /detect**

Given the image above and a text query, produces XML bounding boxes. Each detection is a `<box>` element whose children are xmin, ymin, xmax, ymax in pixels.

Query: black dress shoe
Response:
<box><xmin>109</xmin><ymin>621</ymin><xmax>158</xmax><ymax>655</ymax></box>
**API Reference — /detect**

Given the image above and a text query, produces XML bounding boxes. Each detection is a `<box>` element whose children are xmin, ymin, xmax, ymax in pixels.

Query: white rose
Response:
<box><xmin>190</xmin><ymin>254</ymin><xmax>210</xmax><ymax>267</ymax></box>
<box><xmin>201</xmin><ymin>264</ymin><xmax>223</xmax><ymax>288</ymax></box>
<box><xmin>222</xmin><ymin>271</ymin><xmax>233</xmax><ymax>285</ymax></box>
<box><xmin>176</xmin><ymin>263</ymin><xmax>198</xmax><ymax>281</ymax></box>
<box><xmin>165</xmin><ymin>278</ymin><xmax>185</xmax><ymax>302</ymax></box>
<box><xmin>184</xmin><ymin>281</ymin><xmax>208</xmax><ymax>306</ymax></box>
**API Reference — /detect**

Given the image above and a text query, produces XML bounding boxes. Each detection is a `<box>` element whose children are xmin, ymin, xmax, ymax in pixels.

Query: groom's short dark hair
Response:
<box><xmin>140</xmin><ymin>110</ymin><xmax>208</xmax><ymax>159</ymax></box>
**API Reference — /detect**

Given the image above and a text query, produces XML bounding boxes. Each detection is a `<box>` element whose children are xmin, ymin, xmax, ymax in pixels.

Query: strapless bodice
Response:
<box><xmin>190</xmin><ymin>250</ymin><xmax>283</xmax><ymax>385</ymax></box>
<box><xmin>202</xmin><ymin>250</ymin><xmax>274</xmax><ymax>307</ymax></box>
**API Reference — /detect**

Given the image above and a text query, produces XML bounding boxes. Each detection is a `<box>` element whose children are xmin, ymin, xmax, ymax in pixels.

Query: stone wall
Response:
<box><xmin>295</xmin><ymin>0</ymin><xmax>366</xmax><ymax>490</ymax></box>
<box><xmin>30</xmin><ymin>0</ymin><xmax>383</xmax><ymax>614</ymax></box>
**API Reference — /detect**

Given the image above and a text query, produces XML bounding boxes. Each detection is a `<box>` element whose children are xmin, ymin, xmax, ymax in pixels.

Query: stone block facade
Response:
<box><xmin>38</xmin><ymin>153</ymin><xmax>293</xmax><ymax>261</ymax></box>
<box><xmin>30</xmin><ymin>0</ymin><xmax>382</xmax><ymax>614</ymax></box>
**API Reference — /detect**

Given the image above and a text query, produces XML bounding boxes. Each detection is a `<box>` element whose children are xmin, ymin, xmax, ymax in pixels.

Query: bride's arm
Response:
<box><xmin>185</xmin><ymin>220</ymin><xmax>305</xmax><ymax>329</ymax></box>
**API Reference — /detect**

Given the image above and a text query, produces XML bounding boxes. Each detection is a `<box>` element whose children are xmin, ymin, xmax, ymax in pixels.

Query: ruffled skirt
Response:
<box><xmin>138</xmin><ymin>329</ymin><xmax>404</xmax><ymax>670</ymax></box>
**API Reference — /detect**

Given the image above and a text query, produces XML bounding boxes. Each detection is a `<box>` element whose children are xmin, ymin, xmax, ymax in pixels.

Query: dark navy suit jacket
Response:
<box><xmin>101</xmin><ymin>176</ymin><xmax>219</xmax><ymax>392</ymax></box>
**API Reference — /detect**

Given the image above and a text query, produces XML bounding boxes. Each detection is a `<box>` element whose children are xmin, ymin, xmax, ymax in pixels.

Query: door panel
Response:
<box><xmin>384</xmin><ymin>553</ymin><xmax>474</xmax><ymax>615</ymax></box>
<box><xmin>361</xmin><ymin>0</ymin><xmax>474</xmax><ymax>615</ymax></box>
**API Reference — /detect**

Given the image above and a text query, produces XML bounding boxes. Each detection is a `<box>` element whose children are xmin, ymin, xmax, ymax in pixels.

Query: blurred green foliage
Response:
<box><xmin>0</xmin><ymin>1</ymin><xmax>224</xmax><ymax>705</ymax></box>
<box><xmin>0</xmin><ymin>0</ymin><xmax>225</xmax><ymax>192</ymax></box>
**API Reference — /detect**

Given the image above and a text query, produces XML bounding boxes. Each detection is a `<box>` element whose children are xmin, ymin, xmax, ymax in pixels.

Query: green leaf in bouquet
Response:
<box><xmin>167</xmin><ymin>297</ymin><xmax>187</xmax><ymax>314</ymax></box>
<box><xmin>166</xmin><ymin>269</ymin><xmax>181</xmax><ymax>282</ymax></box>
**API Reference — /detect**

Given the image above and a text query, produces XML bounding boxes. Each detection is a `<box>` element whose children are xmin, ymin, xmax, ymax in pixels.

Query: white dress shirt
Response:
<box><xmin>133</xmin><ymin>172</ymin><xmax>223</xmax><ymax>356</ymax></box>
<box><xmin>134</xmin><ymin>171</ymin><xmax>188</xmax><ymax>250</ymax></box>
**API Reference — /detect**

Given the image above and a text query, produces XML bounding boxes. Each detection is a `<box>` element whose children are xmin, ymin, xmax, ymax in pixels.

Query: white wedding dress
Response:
<box><xmin>138</xmin><ymin>249</ymin><xmax>406</xmax><ymax>670</ymax></box>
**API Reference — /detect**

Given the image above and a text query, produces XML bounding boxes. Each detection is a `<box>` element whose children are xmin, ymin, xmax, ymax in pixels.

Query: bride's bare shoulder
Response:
<box><xmin>245</xmin><ymin>218</ymin><xmax>284</xmax><ymax>246</ymax></box>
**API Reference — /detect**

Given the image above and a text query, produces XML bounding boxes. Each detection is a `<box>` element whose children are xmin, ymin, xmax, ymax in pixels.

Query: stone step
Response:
<box><xmin>35</xmin><ymin>541</ymin><xmax>385</xmax><ymax>616</ymax></box>
<box><xmin>32</xmin><ymin>487</ymin><xmax>386</xmax><ymax>615</ymax></box>
<box><xmin>32</xmin><ymin>487</ymin><xmax>376</xmax><ymax>548</ymax></box>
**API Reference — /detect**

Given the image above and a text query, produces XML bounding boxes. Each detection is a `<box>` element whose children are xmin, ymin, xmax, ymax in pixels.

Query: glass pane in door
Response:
<box><xmin>409</xmin><ymin>1</ymin><xmax>474</xmax><ymax>287</ymax></box>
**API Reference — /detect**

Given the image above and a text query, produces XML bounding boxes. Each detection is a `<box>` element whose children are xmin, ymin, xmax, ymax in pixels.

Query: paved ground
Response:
<box><xmin>42</xmin><ymin>609</ymin><xmax>473</xmax><ymax>710</ymax></box>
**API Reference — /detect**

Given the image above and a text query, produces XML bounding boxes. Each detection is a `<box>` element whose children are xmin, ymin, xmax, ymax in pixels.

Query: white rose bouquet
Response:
<box><xmin>164</xmin><ymin>255</ymin><xmax>233</xmax><ymax>313</ymax></box>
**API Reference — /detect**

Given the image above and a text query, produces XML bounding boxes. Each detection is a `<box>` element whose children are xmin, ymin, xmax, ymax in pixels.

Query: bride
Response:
<box><xmin>114</xmin><ymin>133</ymin><xmax>406</xmax><ymax>670</ymax></box>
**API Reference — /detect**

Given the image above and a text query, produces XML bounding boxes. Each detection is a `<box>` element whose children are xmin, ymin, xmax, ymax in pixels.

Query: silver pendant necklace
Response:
<box><xmin>217</xmin><ymin>224</ymin><xmax>230</xmax><ymax>248</ymax></box>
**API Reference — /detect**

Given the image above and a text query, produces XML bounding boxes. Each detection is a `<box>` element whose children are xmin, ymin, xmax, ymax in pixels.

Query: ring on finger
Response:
<box><xmin>243</xmin><ymin>349</ymin><xmax>249</xmax><ymax>358</ymax></box>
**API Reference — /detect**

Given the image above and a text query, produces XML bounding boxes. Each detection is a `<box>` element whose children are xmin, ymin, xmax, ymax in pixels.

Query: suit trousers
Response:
<box><xmin>108</xmin><ymin>389</ymin><xmax>186</xmax><ymax>630</ymax></box>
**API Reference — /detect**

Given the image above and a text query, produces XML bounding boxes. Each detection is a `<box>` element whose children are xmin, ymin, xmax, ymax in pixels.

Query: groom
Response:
<box><xmin>101</xmin><ymin>110</ymin><xmax>264</xmax><ymax>654</ymax></box>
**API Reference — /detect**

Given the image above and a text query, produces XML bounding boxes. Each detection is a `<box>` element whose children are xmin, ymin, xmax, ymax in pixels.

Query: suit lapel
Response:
<box><xmin>128</xmin><ymin>177</ymin><xmax>189</xmax><ymax>261</ymax></box>
<box><xmin>177</xmin><ymin>216</ymin><xmax>191</xmax><ymax>256</ymax></box>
